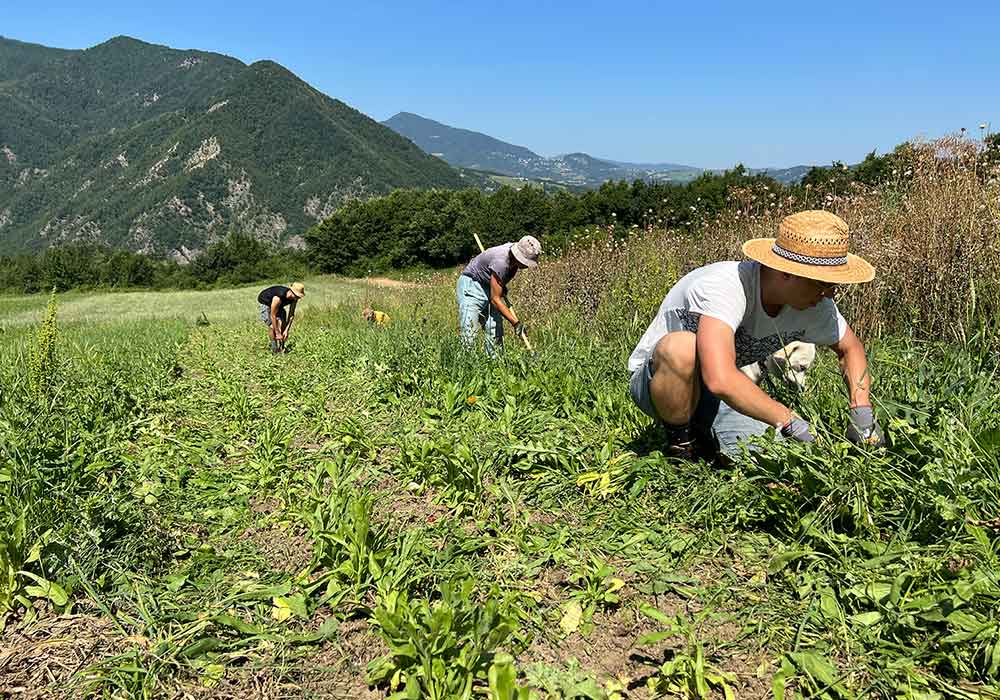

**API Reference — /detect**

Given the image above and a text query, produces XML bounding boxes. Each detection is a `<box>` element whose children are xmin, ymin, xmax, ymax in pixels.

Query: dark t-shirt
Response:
<box><xmin>257</xmin><ymin>285</ymin><xmax>294</xmax><ymax>309</ymax></box>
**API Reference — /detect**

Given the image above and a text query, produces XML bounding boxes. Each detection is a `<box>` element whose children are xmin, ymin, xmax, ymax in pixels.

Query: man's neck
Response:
<box><xmin>759</xmin><ymin>266</ymin><xmax>784</xmax><ymax>317</ymax></box>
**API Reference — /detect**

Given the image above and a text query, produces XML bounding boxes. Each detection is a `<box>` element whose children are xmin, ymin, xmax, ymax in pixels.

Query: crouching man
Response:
<box><xmin>628</xmin><ymin>210</ymin><xmax>885</xmax><ymax>462</ymax></box>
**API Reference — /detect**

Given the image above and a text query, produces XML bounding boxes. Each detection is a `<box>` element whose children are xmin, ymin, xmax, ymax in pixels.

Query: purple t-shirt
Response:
<box><xmin>461</xmin><ymin>243</ymin><xmax>518</xmax><ymax>292</ymax></box>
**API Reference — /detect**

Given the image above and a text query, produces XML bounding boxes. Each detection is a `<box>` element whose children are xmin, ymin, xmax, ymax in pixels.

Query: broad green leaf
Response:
<box><xmin>637</xmin><ymin>630</ymin><xmax>673</xmax><ymax>645</ymax></box>
<box><xmin>639</xmin><ymin>603</ymin><xmax>675</xmax><ymax>626</ymax></box>
<box><xmin>488</xmin><ymin>653</ymin><xmax>525</xmax><ymax>700</ymax></box>
<box><xmin>19</xmin><ymin>571</ymin><xmax>68</xmax><ymax>606</ymax></box>
<box><xmin>786</xmin><ymin>651</ymin><xmax>852</xmax><ymax>698</ymax></box>
<box><xmin>271</xmin><ymin>594</ymin><xmax>307</xmax><ymax>621</ymax></box>
<box><xmin>768</xmin><ymin>549</ymin><xmax>810</xmax><ymax>575</ymax></box>
<box><xmin>851</xmin><ymin>611</ymin><xmax>883</xmax><ymax>626</ymax></box>
<box><xmin>165</xmin><ymin>574</ymin><xmax>188</xmax><ymax>592</ymax></box>
<box><xmin>213</xmin><ymin>614</ymin><xmax>260</xmax><ymax>635</ymax></box>
<box><xmin>819</xmin><ymin>588</ymin><xmax>843</xmax><ymax>622</ymax></box>
<box><xmin>179</xmin><ymin>637</ymin><xmax>223</xmax><ymax>659</ymax></box>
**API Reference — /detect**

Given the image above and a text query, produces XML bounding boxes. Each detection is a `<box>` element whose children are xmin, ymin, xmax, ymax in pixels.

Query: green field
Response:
<box><xmin>1</xmin><ymin>275</ymin><xmax>998</xmax><ymax>699</ymax></box>
<box><xmin>0</xmin><ymin>277</ymin><xmax>372</xmax><ymax>328</ymax></box>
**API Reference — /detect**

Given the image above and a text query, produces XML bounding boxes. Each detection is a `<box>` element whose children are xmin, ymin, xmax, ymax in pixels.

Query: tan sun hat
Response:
<box><xmin>742</xmin><ymin>210</ymin><xmax>875</xmax><ymax>284</ymax></box>
<box><xmin>290</xmin><ymin>282</ymin><xmax>305</xmax><ymax>298</ymax></box>
<box><xmin>511</xmin><ymin>235</ymin><xmax>542</xmax><ymax>268</ymax></box>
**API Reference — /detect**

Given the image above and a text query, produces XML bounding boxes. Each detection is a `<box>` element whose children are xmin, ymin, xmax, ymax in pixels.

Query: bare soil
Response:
<box><xmin>0</xmin><ymin>614</ymin><xmax>129</xmax><ymax>698</ymax></box>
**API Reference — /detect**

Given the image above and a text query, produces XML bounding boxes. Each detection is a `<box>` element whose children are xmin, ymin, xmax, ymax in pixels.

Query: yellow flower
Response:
<box><xmin>467</xmin><ymin>395</ymin><xmax>477</xmax><ymax>405</ymax></box>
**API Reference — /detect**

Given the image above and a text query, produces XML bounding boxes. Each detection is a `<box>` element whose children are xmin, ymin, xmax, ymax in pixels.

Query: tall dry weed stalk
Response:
<box><xmin>29</xmin><ymin>289</ymin><xmax>59</xmax><ymax>402</ymax></box>
<box><xmin>520</xmin><ymin>137</ymin><xmax>1000</xmax><ymax>346</ymax></box>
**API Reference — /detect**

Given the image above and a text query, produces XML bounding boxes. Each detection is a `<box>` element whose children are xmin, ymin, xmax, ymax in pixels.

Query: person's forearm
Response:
<box><xmin>708</xmin><ymin>368</ymin><xmax>793</xmax><ymax>428</ymax></box>
<box><xmin>490</xmin><ymin>295</ymin><xmax>518</xmax><ymax>326</ymax></box>
<box><xmin>840</xmin><ymin>349</ymin><xmax>871</xmax><ymax>408</ymax></box>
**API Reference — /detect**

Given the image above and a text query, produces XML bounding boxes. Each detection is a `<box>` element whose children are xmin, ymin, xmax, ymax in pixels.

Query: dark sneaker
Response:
<box><xmin>666</xmin><ymin>439</ymin><xmax>697</xmax><ymax>460</ymax></box>
<box><xmin>663</xmin><ymin>422</ymin><xmax>697</xmax><ymax>460</ymax></box>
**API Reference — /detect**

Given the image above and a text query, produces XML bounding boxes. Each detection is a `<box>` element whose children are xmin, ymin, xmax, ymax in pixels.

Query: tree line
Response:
<box><xmin>4</xmin><ymin>135</ymin><xmax>995</xmax><ymax>294</ymax></box>
<box><xmin>0</xmin><ymin>234</ymin><xmax>310</xmax><ymax>294</ymax></box>
<box><xmin>303</xmin><ymin>144</ymin><xmax>929</xmax><ymax>275</ymax></box>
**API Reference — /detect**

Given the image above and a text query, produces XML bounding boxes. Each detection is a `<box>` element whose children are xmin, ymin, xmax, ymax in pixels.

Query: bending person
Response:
<box><xmin>628</xmin><ymin>210</ymin><xmax>884</xmax><ymax>462</ymax></box>
<box><xmin>258</xmin><ymin>282</ymin><xmax>305</xmax><ymax>354</ymax></box>
<box><xmin>456</xmin><ymin>235</ymin><xmax>541</xmax><ymax>354</ymax></box>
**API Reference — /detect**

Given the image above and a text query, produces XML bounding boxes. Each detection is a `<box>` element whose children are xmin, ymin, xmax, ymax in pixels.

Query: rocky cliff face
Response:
<box><xmin>0</xmin><ymin>36</ymin><xmax>464</xmax><ymax>257</ymax></box>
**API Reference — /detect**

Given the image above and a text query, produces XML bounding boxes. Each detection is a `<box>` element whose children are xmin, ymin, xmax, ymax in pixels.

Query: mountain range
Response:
<box><xmin>0</xmin><ymin>36</ymin><xmax>464</xmax><ymax>257</ymax></box>
<box><xmin>383</xmin><ymin>112</ymin><xmax>701</xmax><ymax>188</ymax></box>
<box><xmin>382</xmin><ymin>112</ymin><xmax>814</xmax><ymax>187</ymax></box>
<box><xmin>1</xmin><ymin>34</ymin><xmax>816</xmax><ymax>258</ymax></box>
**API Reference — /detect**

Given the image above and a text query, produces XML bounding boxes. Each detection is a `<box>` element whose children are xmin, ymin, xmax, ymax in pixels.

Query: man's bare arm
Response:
<box><xmin>830</xmin><ymin>325</ymin><xmax>871</xmax><ymax>408</ymax></box>
<box><xmin>489</xmin><ymin>274</ymin><xmax>519</xmax><ymax>326</ymax></box>
<box><xmin>696</xmin><ymin>316</ymin><xmax>793</xmax><ymax>428</ymax></box>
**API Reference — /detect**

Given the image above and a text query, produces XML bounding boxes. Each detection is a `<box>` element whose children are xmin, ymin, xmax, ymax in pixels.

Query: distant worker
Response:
<box><xmin>628</xmin><ymin>211</ymin><xmax>885</xmax><ymax>462</ymax></box>
<box><xmin>457</xmin><ymin>235</ymin><xmax>541</xmax><ymax>354</ymax></box>
<box><xmin>258</xmin><ymin>282</ymin><xmax>305</xmax><ymax>354</ymax></box>
<box><xmin>362</xmin><ymin>306</ymin><xmax>391</xmax><ymax>326</ymax></box>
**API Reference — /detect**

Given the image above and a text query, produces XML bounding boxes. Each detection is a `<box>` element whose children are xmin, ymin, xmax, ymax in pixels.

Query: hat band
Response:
<box><xmin>772</xmin><ymin>242</ymin><xmax>847</xmax><ymax>267</ymax></box>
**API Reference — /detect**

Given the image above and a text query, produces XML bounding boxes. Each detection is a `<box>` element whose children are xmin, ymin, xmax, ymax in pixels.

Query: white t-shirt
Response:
<box><xmin>627</xmin><ymin>261</ymin><xmax>847</xmax><ymax>374</ymax></box>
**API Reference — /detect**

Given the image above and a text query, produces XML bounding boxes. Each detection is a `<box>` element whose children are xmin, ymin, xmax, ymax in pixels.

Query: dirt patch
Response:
<box><xmin>528</xmin><ymin>510</ymin><xmax>559</xmax><ymax>526</ymax></box>
<box><xmin>370</xmin><ymin>474</ymin><xmax>449</xmax><ymax>530</ymax></box>
<box><xmin>532</xmin><ymin>565</ymin><xmax>570</xmax><ymax>601</ymax></box>
<box><xmin>240</xmin><ymin>521</ymin><xmax>313</xmax><ymax>575</ymax></box>
<box><xmin>250</xmin><ymin>495</ymin><xmax>285</xmax><ymax>515</ymax></box>
<box><xmin>0</xmin><ymin>614</ymin><xmax>129</xmax><ymax>698</ymax></box>
<box><xmin>175</xmin><ymin>619</ymin><xmax>386</xmax><ymax>700</ymax></box>
<box><xmin>521</xmin><ymin>592</ymin><xmax>770</xmax><ymax>698</ymax></box>
<box><xmin>295</xmin><ymin>619</ymin><xmax>386</xmax><ymax>699</ymax></box>
<box><xmin>521</xmin><ymin>603</ymin><xmax>671</xmax><ymax>691</ymax></box>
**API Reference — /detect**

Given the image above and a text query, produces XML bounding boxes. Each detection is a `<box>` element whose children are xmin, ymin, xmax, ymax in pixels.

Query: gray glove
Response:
<box><xmin>847</xmin><ymin>406</ymin><xmax>885</xmax><ymax>447</ymax></box>
<box><xmin>780</xmin><ymin>417</ymin><xmax>816</xmax><ymax>443</ymax></box>
<box><xmin>513</xmin><ymin>322</ymin><xmax>528</xmax><ymax>339</ymax></box>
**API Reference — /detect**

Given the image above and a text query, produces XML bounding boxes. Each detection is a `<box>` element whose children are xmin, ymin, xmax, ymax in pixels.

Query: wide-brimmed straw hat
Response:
<box><xmin>290</xmin><ymin>282</ymin><xmax>306</xmax><ymax>298</ymax></box>
<box><xmin>742</xmin><ymin>210</ymin><xmax>875</xmax><ymax>284</ymax></box>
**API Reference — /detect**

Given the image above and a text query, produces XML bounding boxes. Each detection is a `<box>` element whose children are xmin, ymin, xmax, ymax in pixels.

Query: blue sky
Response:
<box><xmin>5</xmin><ymin>1</ymin><xmax>998</xmax><ymax>169</ymax></box>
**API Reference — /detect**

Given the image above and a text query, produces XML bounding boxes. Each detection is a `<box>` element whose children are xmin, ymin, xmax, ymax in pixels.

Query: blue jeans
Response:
<box><xmin>456</xmin><ymin>275</ymin><xmax>503</xmax><ymax>356</ymax></box>
<box><xmin>629</xmin><ymin>353</ymin><xmax>781</xmax><ymax>460</ymax></box>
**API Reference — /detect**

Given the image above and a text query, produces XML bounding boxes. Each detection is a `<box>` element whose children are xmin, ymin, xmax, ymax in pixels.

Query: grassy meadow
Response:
<box><xmin>1</xmin><ymin>138</ymin><xmax>999</xmax><ymax>699</ymax></box>
<box><xmin>0</xmin><ymin>277</ymin><xmax>373</xmax><ymax>328</ymax></box>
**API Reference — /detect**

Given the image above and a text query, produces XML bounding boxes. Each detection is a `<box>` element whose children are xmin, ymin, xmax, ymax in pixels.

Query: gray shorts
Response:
<box><xmin>629</xmin><ymin>353</ymin><xmax>780</xmax><ymax>460</ymax></box>
<box><xmin>259</xmin><ymin>304</ymin><xmax>286</xmax><ymax>327</ymax></box>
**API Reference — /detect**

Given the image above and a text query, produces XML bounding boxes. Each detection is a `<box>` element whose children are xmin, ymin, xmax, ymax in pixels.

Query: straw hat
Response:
<box><xmin>742</xmin><ymin>210</ymin><xmax>875</xmax><ymax>284</ymax></box>
<box><xmin>290</xmin><ymin>282</ymin><xmax>305</xmax><ymax>298</ymax></box>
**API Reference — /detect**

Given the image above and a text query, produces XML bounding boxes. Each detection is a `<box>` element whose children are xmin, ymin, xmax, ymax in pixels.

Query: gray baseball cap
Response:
<box><xmin>511</xmin><ymin>235</ymin><xmax>542</xmax><ymax>268</ymax></box>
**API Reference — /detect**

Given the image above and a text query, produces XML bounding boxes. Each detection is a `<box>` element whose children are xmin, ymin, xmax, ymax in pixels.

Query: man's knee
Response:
<box><xmin>651</xmin><ymin>331</ymin><xmax>697</xmax><ymax>380</ymax></box>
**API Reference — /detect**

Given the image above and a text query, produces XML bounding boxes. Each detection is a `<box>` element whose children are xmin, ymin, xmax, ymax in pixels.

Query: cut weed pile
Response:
<box><xmin>1</xmin><ymin>277</ymin><xmax>998</xmax><ymax>699</ymax></box>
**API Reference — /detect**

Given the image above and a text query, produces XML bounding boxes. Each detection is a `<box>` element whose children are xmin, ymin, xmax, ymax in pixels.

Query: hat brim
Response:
<box><xmin>291</xmin><ymin>289</ymin><xmax>305</xmax><ymax>298</ymax></box>
<box><xmin>511</xmin><ymin>247</ymin><xmax>538</xmax><ymax>268</ymax></box>
<box><xmin>742</xmin><ymin>238</ymin><xmax>875</xmax><ymax>284</ymax></box>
